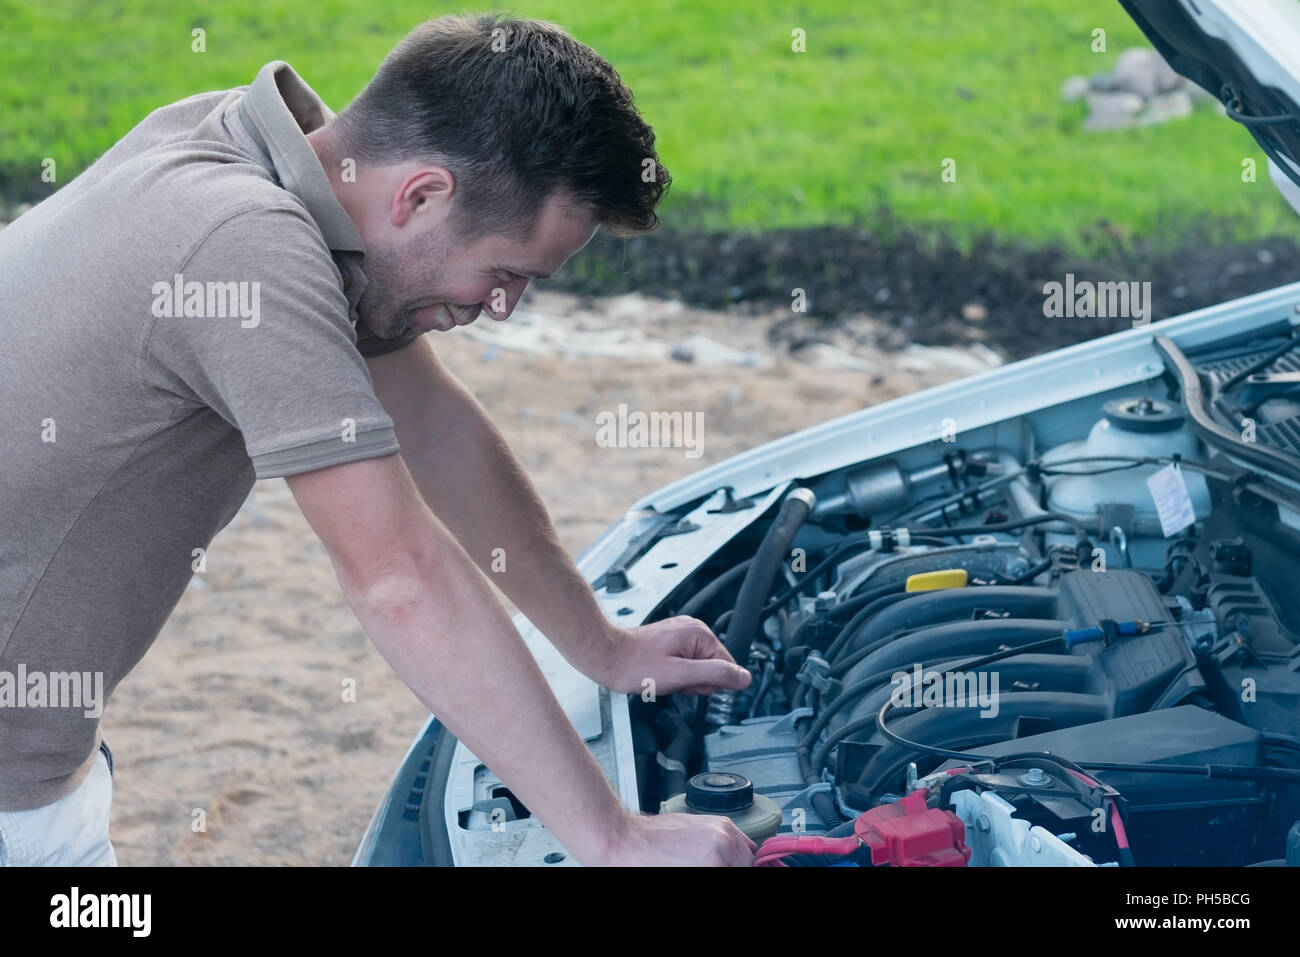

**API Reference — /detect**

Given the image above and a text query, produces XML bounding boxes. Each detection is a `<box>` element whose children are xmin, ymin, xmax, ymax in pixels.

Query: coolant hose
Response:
<box><xmin>675</xmin><ymin>558</ymin><xmax>755</xmax><ymax>620</ymax></box>
<box><xmin>723</xmin><ymin>488</ymin><xmax>817</xmax><ymax>664</ymax></box>
<box><xmin>653</xmin><ymin>708</ymin><xmax>695</xmax><ymax>798</ymax></box>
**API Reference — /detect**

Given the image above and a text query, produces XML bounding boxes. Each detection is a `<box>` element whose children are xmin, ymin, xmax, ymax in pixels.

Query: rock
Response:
<box><xmin>961</xmin><ymin>302</ymin><xmax>988</xmax><ymax>322</ymax></box>
<box><xmin>1083</xmin><ymin>91</ymin><xmax>1144</xmax><ymax>131</ymax></box>
<box><xmin>1137</xmin><ymin>89</ymin><xmax>1193</xmax><ymax>125</ymax></box>
<box><xmin>1112</xmin><ymin>47</ymin><xmax>1163</xmax><ymax>99</ymax></box>
<box><xmin>1061</xmin><ymin>75</ymin><xmax>1090</xmax><ymax>102</ymax></box>
<box><xmin>668</xmin><ymin>334</ymin><xmax>770</xmax><ymax>368</ymax></box>
<box><xmin>1088</xmin><ymin>71</ymin><xmax>1121</xmax><ymax>92</ymax></box>
<box><xmin>606</xmin><ymin>293</ymin><xmax>649</xmax><ymax>320</ymax></box>
<box><xmin>794</xmin><ymin>342</ymin><xmax>878</xmax><ymax>373</ymax></box>
<box><xmin>1258</xmin><ymin>248</ymin><xmax>1276</xmax><ymax>266</ymax></box>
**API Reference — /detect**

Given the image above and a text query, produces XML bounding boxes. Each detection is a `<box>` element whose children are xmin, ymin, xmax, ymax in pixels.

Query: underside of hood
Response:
<box><xmin>1121</xmin><ymin>0</ymin><xmax>1300</xmax><ymax>189</ymax></box>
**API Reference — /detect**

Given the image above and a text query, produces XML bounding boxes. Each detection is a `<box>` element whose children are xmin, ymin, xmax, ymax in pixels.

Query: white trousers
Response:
<box><xmin>0</xmin><ymin>742</ymin><xmax>117</xmax><ymax>866</ymax></box>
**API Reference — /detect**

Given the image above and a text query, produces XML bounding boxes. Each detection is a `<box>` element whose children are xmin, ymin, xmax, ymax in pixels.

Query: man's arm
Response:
<box><xmin>285</xmin><ymin>452</ymin><xmax>754</xmax><ymax>865</ymax></box>
<box><xmin>364</xmin><ymin>336</ymin><xmax>627</xmax><ymax>683</ymax></box>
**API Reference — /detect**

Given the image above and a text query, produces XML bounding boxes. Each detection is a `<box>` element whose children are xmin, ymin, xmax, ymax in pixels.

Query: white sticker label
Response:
<box><xmin>1146</xmin><ymin>464</ymin><xmax>1196</xmax><ymax>537</ymax></box>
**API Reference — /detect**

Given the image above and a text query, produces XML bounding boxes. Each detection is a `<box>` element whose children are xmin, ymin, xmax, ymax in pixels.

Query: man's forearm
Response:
<box><xmin>395</xmin><ymin>370</ymin><xmax>621</xmax><ymax>682</ymax></box>
<box><xmin>344</xmin><ymin>519</ymin><xmax>628</xmax><ymax>865</ymax></box>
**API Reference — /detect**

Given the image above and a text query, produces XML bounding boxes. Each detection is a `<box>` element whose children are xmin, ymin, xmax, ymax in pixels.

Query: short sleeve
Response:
<box><xmin>143</xmin><ymin>203</ymin><xmax>402</xmax><ymax>479</ymax></box>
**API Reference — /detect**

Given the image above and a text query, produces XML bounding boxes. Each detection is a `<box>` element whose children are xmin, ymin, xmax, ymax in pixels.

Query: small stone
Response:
<box><xmin>961</xmin><ymin>302</ymin><xmax>988</xmax><ymax>322</ymax></box>
<box><xmin>1257</xmin><ymin>247</ymin><xmax>1276</xmax><ymax>266</ymax></box>
<box><xmin>670</xmin><ymin>341</ymin><xmax>696</xmax><ymax>363</ymax></box>
<box><xmin>1088</xmin><ymin>71</ymin><xmax>1120</xmax><ymax>92</ymax></box>
<box><xmin>1060</xmin><ymin>75</ymin><xmax>1089</xmax><ymax>102</ymax></box>
<box><xmin>1137</xmin><ymin>89</ymin><xmax>1193</xmax><ymax>125</ymax></box>
<box><xmin>874</xmin><ymin>287</ymin><xmax>891</xmax><ymax>304</ymax></box>
<box><xmin>1112</xmin><ymin>47</ymin><xmax>1163</xmax><ymax>99</ymax></box>
<box><xmin>1083</xmin><ymin>91</ymin><xmax>1144</xmax><ymax>131</ymax></box>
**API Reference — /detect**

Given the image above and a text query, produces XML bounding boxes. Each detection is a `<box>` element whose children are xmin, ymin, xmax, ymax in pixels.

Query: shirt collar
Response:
<box><xmin>234</xmin><ymin>61</ymin><xmax>365</xmax><ymax>254</ymax></box>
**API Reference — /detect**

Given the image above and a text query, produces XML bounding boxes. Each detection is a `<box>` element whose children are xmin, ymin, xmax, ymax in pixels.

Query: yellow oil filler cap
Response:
<box><xmin>905</xmin><ymin>569</ymin><xmax>969</xmax><ymax>592</ymax></box>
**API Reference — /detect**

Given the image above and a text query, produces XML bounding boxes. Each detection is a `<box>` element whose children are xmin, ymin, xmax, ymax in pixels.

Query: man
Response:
<box><xmin>0</xmin><ymin>13</ymin><xmax>755</xmax><ymax>866</ymax></box>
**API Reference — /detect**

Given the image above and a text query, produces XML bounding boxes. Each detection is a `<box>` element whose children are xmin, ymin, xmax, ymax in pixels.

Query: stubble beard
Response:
<box><xmin>355</xmin><ymin>228</ymin><xmax>451</xmax><ymax>339</ymax></box>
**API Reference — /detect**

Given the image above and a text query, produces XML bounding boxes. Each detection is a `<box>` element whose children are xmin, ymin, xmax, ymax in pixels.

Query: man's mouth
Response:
<box><xmin>412</xmin><ymin>304</ymin><xmax>480</xmax><ymax>332</ymax></box>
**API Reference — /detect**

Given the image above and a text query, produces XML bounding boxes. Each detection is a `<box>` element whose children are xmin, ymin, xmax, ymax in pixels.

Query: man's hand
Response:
<box><xmin>599</xmin><ymin>811</ymin><xmax>757</xmax><ymax>866</ymax></box>
<box><xmin>594</xmin><ymin>616</ymin><xmax>752</xmax><ymax>697</ymax></box>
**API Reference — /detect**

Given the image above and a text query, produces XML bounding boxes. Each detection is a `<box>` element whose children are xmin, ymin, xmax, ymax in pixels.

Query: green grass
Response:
<box><xmin>0</xmin><ymin>0</ymin><xmax>1295</xmax><ymax>254</ymax></box>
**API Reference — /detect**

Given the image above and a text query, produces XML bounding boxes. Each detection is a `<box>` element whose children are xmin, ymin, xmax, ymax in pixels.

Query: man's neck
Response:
<box><xmin>307</xmin><ymin>126</ymin><xmax>366</xmax><ymax>234</ymax></box>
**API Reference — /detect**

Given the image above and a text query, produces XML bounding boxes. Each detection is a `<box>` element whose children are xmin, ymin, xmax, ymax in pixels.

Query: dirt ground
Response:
<box><xmin>101</xmin><ymin>290</ymin><xmax>986</xmax><ymax>865</ymax></box>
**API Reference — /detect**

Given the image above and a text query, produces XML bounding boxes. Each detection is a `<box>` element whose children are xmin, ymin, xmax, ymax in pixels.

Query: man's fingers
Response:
<box><xmin>671</xmin><ymin>615</ymin><xmax>739</xmax><ymax>664</ymax></box>
<box><xmin>669</xmin><ymin>656</ymin><xmax>750</xmax><ymax>692</ymax></box>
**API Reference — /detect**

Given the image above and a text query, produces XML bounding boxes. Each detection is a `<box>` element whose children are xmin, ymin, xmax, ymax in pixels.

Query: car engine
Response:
<box><xmin>630</xmin><ymin>393</ymin><xmax>1300</xmax><ymax>867</ymax></box>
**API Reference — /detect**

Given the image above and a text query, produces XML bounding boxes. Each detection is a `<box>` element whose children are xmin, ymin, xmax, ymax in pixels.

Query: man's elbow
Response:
<box><xmin>347</xmin><ymin>564</ymin><xmax>433</xmax><ymax>625</ymax></box>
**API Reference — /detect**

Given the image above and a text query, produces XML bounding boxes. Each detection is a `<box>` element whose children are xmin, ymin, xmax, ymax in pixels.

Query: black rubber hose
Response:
<box><xmin>653</xmin><ymin>708</ymin><xmax>695</xmax><ymax>799</ymax></box>
<box><xmin>794</xmin><ymin>729</ymin><xmax>846</xmax><ymax>829</ymax></box>
<box><xmin>674</xmin><ymin>558</ymin><xmax>755</xmax><ymax>620</ymax></box>
<box><xmin>723</xmin><ymin>488</ymin><xmax>817</xmax><ymax>664</ymax></box>
<box><xmin>697</xmin><ymin>489</ymin><xmax>817</xmax><ymax>738</ymax></box>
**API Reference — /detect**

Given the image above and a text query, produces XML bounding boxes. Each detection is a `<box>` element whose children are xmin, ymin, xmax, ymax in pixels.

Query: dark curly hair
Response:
<box><xmin>333</xmin><ymin>12</ymin><xmax>671</xmax><ymax>241</ymax></box>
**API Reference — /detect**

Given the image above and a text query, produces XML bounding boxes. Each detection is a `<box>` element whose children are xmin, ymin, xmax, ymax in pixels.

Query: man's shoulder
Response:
<box><xmin>182</xmin><ymin>190</ymin><xmax>336</xmax><ymax>277</ymax></box>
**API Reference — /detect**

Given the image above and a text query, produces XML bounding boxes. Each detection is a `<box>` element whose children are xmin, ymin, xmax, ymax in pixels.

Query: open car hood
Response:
<box><xmin>1121</xmin><ymin>0</ymin><xmax>1300</xmax><ymax>191</ymax></box>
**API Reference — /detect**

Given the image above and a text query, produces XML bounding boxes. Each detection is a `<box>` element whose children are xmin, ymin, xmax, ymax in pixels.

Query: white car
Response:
<box><xmin>356</xmin><ymin>0</ymin><xmax>1300</xmax><ymax>867</ymax></box>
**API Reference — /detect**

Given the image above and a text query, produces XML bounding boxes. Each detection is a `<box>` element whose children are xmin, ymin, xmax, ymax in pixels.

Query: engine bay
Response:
<box><xmin>629</xmin><ymin>345</ymin><xmax>1300</xmax><ymax>867</ymax></box>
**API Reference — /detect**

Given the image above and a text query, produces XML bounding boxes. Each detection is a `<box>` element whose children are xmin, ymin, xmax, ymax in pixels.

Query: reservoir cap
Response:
<box><xmin>685</xmin><ymin>771</ymin><xmax>754</xmax><ymax>813</ymax></box>
<box><xmin>1102</xmin><ymin>396</ymin><xmax>1184</xmax><ymax>433</ymax></box>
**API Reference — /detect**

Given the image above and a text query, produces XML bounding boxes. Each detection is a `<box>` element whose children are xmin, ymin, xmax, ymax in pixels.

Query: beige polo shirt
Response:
<box><xmin>0</xmin><ymin>61</ymin><xmax>424</xmax><ymax>810</ymax></box>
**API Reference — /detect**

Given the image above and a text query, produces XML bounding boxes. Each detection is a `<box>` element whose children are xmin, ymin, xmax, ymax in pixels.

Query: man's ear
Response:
<box><xmin>391</xmin><ymin>166</ymin><xmax>456</xmax><ymax>227</ymax></box>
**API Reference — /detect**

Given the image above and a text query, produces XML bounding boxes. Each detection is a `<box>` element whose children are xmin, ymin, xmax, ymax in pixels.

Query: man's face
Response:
<box><xmin>356</xmin><ymin>187</ymin><xmax>598</xmax><ymax>340</ymax></box>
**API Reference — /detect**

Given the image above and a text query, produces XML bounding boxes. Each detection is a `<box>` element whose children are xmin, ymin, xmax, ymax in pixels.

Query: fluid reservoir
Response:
<box><xmin>660</xmin><ymin>771</ymin><xmax>783</xmax><ymax>844</ymax></box>
<box><xmin>1041</xmin><ymin>396</ymin><xmax>1211</xmax><ymax>536</ymax></box>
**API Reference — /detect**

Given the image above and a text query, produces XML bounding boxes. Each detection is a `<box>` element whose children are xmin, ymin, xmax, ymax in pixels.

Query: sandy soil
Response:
<box><xmin>101</xmin><ymin>291</ymin><xmax>986</xmax><ymax>865</ymax></box>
